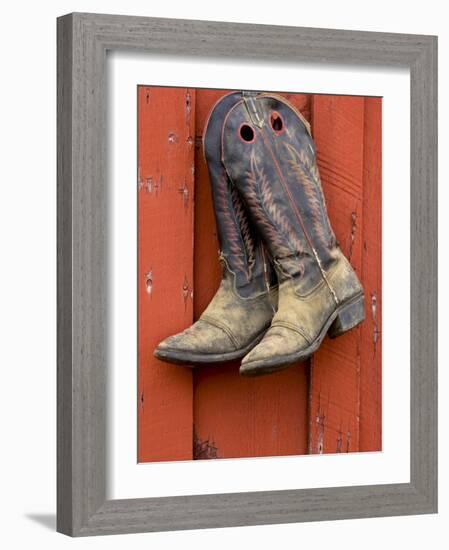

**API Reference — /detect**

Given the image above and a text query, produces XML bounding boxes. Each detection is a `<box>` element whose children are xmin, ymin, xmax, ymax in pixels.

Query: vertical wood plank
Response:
<box><xmin>193</xmin><ymin>366</ymin><xmax>309</xmax><ymax>458</ymax></box>
<box><xmin>283</xmin><ymin>92</ymin><xmax>312</xmax><ymax>122</ymax></box>
<box><xmin>137</xmin><ymin>86</ymin><xmax>195</xmax><ymax>462</ymax></box>
<box><xmin>308</xmin><ymin>95</ymin><xmax>365</xmax><ymax>454</ymax></box>
<box><xmin>359</xmin><ymin>98</ymin><xmax>383</xmax><ymax>451</ymax></box>
<box><xmin>192</xmin><ymin>89</ymin><xmax>310</xmax><ymax>460</ymax></box>
<box><xmin>193</xmin><ymin>89</ymin><xmax>228</xmax><ymax>318</ymax></box>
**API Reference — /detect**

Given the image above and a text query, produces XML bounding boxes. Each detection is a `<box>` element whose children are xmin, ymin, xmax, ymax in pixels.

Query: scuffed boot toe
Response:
<box><xmin>239</xmin><ymin>327</ymin><xmax>308</xmax><ymax>376</ymax></box>
<box><xmin>154</xmin><ymin>319</ymin><xmax>238</xmax><ymax>365</ymax></box>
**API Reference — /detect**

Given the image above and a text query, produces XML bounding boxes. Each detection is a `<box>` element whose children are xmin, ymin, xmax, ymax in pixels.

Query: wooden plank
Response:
<box><xmin>137</xmin><ymin>86</ymin><xmax>195</xmax><ymax>462</ymax></box>
<box><xmin>192</xmin><ymin>89</ymin><xmax>310</xmax><ymax>460</ymax></box>
<box><xmin>359</xmin><ymin>98</ymin><xmax>382</xmax><ymax>451</ymax></box>
<box><xmin>283</xmin><ymin>92</ymin><xmax>312</xmax><ymax>122</ymax></box>
<box><xmin>308</xmin><ymin>95</ymin><xmax>365</xmax><ymax>454</ymax></box>
<box><xmin>193</xmin><ymin>365</ymin><xmax>309</xmax><ymax>459</ymax></box>
<box><xmin>193</xmin><ymin>89</ymin><xmax>228</xmax><ymax>318</ymax></box>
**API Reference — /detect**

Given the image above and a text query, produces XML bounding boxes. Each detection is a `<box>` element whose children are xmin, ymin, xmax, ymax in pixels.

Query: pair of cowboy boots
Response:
<box><xmin>154</xmin><ymin>91</ymin><xmax>365</xmax><ymax>376</ymax></box>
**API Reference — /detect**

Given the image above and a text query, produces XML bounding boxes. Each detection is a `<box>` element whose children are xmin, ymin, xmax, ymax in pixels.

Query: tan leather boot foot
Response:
<box><xmin>154</xmin><ymin>271</ymin><xmax>277</xmax><ymax>365</ymax></box>
<box><xmin>240</xmin><ymin>252</ymin><xmax>364</xmax><ymax>376</ymax></box>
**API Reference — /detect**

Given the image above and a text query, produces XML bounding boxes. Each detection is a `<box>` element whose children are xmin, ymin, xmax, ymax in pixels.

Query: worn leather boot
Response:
<box><xmin>154</xmin><ymin>92</ymin><xmax>277</xmax><ymax>365</ymax></box>
<box><xmin>219</xmin><ymin>92</ymin><xmax>365</xmax><ymax>376</ymax></box>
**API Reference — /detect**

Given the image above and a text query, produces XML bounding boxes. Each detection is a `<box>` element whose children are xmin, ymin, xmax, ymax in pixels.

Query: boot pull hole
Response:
<box><xmin>239</xmin><ymin>123</ymin><xmax>255</xmax><ymax>143</ymax></box>
<box><xmin>270</xmin><ymin>111</ymin><xmax>284</xmax><ymax>134</ymax></box>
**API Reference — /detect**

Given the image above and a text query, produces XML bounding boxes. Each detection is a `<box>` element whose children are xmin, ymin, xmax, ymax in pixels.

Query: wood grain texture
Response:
<box><xmin>410</xmin><ymin>39</ymin><xmax>438</xmax><ymax>506</ymax></box>
<box><xmin>193</xmin><ymin>364</ymin><xmax>309</xmax><ymax>459</ymax></box>
<box><xmin>65</xmin><ymin>12</ymin><xmax>432</xmax><ymax>65</ymax></box>
<box><xmin>308</xmin><ymin>96</ymin><xmax>365</xmax><ymax>455</ymax></box>
<box><xmin>58</xmin><ymin>13</ymin><xmax>109</xmax><ymax>534</ymax></box>
<box><xmin>359</xmin><ymin>98</ymin><xmax>382</xmax><ymax>451</ymax></box>
<box><xmin>57</xmin><ymin>14</ymin><xmax>74</xmax><ymax>535</ymax></box>
<box><xmin>137</xmin><ymin>87</ymin><xmax>195</xmax><ymax>462</ymax></box>
<box><xmin>57</xmin><ymin>12</ymin><xmax>437</xmax><ymax>536</ymax></box>
<box><xmin>73</xmin><ymin>483</ymin><xmax>431</xmax><ymax>536</ymax></box>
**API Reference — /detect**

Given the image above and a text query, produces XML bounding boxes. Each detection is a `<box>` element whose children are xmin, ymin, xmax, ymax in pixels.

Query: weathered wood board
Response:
<box><xmin>137</xmin><ymin>87</ymin><xmax>195</xmax><ymax>462</ymax></box>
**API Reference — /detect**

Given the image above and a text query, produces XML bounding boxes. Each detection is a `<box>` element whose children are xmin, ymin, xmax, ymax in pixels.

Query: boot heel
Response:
<box><xmin>328</xmin><ymin>295</ymin><xmax>365</xmax><ymax>339</ymax></box>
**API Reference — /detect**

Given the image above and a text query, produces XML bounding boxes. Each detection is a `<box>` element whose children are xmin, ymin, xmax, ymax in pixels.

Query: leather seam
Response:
<box><xmin>294</xmin><ymin>257</ymin><xmax>342</xmax><ymax>298</ymax></box>
<box><xmin>258</xmin><ymin>93</ymin><xmax>312</xmax><ymax>136</ymax></box>
<box><xmin>270</xmin><ymin>320</ymin><xmax>312</xmax><ymax>344</ymax></box>
<box><xmin>202</xmin><ymin>91</ymin><xmax>241</xmax><ymax>162</ymax></box>
<box><xmin>233</xmin><ymin>286</ymin><xmax>279</xmax><ymax>301</ymax></box>
<box><xmin>201</xmin><ymin>315</ymin><xmax>240</xmax><ymax>349</ymax></box>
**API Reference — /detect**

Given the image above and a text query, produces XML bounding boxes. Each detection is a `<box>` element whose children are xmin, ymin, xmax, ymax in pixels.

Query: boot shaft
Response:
<box><xmin>203</xmin><ymin>92</ymin><xmax>277</xmax><ymax>298</ymax></box>
<box><xmin>220</xmin><ymin>92</ymin><xmax>338</xmax><ymax>294</ymax></box>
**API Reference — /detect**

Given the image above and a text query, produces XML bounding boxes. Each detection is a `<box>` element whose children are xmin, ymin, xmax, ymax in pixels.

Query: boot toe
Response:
<box><xmin>240</xmin><ymin>326</ymin><xmax>308</xmax><ymax>375</ymax></box>
<box><xmin>154</xmin><ymin>320</ymin><xmax>236</xmax><ymax>362</ymax></box>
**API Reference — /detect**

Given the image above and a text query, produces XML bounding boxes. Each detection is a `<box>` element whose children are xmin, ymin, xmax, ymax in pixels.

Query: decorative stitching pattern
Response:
<box><xmin>201</xmin><ymin>314</ymin><xmax>240</xmax><ymax>349</ymax></box>
<box><xmin>270</xmin><ymin>320</ymin><xmax>312</xmax><ymax>343</ymax></box>
<box><xmin>244</xmin><ymin>151</ymin><xmax>305</xmax><ymax>263</ymax></box>
<box><xmin>214</xmin><ymin>171</ymin><xmax>252</xmax><ymax>279</ymax></box>
<box><xmin>230</xmin><ymin>185</ymin><xmax>256</xmax><ymax>280</ymax></box>
<box><xmin>284</xmin><ymin>142</ymin><xmax>336</xmax><ymax>250</ymax></box>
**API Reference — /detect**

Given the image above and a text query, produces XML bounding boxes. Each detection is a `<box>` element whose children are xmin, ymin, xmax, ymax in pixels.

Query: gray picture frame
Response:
<box><xmin>57</xmin><ymin>12</ymin><xmax>438</xmax><ymax>537</ymax></box>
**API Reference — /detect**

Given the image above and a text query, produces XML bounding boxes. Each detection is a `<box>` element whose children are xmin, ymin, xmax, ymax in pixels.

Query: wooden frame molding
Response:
<box><xmin>57</xmin><ymin>12</ymin><xmax>437</xmax><ymax>536</ymax></box>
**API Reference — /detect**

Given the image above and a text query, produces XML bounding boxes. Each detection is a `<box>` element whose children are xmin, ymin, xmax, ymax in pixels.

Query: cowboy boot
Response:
<box><xmin>219</xmin><ymin>91</ymin><xmax>365</xmax><ymax>376</ymax></box>
<box><xmin>154</xmin><ymin>92</ymin><xmax>277</xmax><ymax>365</ymax></box>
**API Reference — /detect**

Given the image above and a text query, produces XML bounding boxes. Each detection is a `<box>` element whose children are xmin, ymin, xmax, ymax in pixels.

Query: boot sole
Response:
<box><xmin>153</xmin><ymin>328</ymin><xmax>268</xmax><ymax>366</ymax></box>
<box><xmin>240</xmin><ymin>293</ymin><xmax>365</xmax><ymax>377</ymax></box>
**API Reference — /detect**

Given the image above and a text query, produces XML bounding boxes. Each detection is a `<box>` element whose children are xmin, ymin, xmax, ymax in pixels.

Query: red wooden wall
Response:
<box><xmin>137</xmin><ymin>87</ymin><xmax>382</xmax><ymax>462</ymax></box>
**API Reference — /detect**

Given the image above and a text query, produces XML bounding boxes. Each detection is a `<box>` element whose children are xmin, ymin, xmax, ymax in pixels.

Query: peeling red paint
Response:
<box><xmin>346</xmin><ymin>430</ymin><xmax>352</xmax><ymax>452</ymax></box>
<box><xmin>138</xmin><ymin>175</ymin><xmax>163</xmax><ymax>195</ymax></box>
<box><xmin>182</xmin><ymin>275</ymin><xmax>193</xmax><ymax>309</ymax></box>
<box><xmin>185</xmin><ymin>90</ymin><xmax>192</xmax><ymax>125</ymax></box>
<box><xmin>145</xmin><ymin>270</ymin><xmax>153</xmax><ymax>295</ymax></box>
<box><xmin>145</xmin><ymin>176</ymin><xmax>153</xmax><ymax>193</ymax></box>
<box><xmin>371</xmin><ymin>292</ymin><xmax>380</xmax><ymax>357</ymax></box>
<box><xmin>348</xmin><ymin>211</ymin><xmax>357</xmax><ymax>261</ymax></box>
<box><xmin>178</xmin><ymin>180</ymin><xmax>189</xmax><ymax>209</ymax></box>
<box><xmin>193</xmin><ymin>427</ymin><xmax>218</xmax><ymax>459</ymax></box>
<box><xmin>315</xmin><ymin>408</ymin><xmax>325</xmax><ymax>454</ymax></box>
<box><xmin>336</xmin><ymin>431</ymin><xmax>343</xmax><ymax>453</ymax></box>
